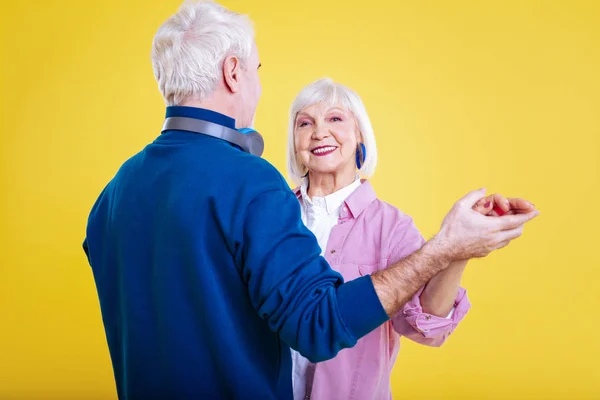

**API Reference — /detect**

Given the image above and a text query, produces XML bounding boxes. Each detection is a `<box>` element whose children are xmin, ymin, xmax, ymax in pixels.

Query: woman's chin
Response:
<box><xmin>307</xmin><ymin>164</ymin><xmax>345</xmax><ymax>176</ymax></box>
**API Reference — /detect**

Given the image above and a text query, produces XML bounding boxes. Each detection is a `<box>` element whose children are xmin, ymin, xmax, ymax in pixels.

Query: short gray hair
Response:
<box><xmin>151</xmin><ymin>0</ymin><xmax>254</xmax><ymax>106</ymax></box>
<box><xmin>287</xmin><ymin>78</ymin><xmax>378</xmax><ymax>186</ymax></box>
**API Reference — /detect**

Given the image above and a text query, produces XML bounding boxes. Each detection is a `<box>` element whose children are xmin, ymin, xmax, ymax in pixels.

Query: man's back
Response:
<box><xmin>83</xmin><ymin>107</ymin><xmax>388</xmax><ymax>399</ymax></box>
<box><xmin>84</xmin><ymin>105</ymin><xmax>301</xmax><ymax>398</ymax></box>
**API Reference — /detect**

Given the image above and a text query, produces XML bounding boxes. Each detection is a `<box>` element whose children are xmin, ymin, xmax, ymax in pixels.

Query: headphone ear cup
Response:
<box><xmin>237</xmin><ymin>128</ymin><xmax>264</xmax><ymax>157</ymax></box>
<box><xmin>248</xmin><ymin>131</ymin><xmax>264</xmax><ymax>157</ymax></box>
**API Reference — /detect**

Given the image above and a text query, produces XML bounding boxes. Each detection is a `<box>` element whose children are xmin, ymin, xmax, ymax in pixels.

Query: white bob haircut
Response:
<box><xmin>287</xmin><ymin>78</ymin><xmax>378</xmax><ymax>186</ymax></box>
<box><xmin>151</xmin><ymin>0</ymin><xmax>254</xmax><ymax>106</ymax></box>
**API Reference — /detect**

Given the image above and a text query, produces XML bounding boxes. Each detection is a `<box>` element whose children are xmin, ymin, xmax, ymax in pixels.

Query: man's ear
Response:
<box><xmin>223</xmin><ymin>55</ymin><xmax>241</xmax><ymax>93</ymax></box>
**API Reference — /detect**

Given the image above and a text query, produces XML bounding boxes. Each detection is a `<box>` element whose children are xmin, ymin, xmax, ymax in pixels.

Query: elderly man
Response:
<box><xmin>82</xmin><ymin>1</ymin><xmax>538</xmax><ymax>399</ymax></box>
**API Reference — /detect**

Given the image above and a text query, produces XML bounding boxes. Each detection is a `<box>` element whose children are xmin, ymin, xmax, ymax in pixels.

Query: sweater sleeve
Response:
<box><xmin>238</xmin><ymin>189</ymin><xmax>389</xmax><ymax>363</ymax></box>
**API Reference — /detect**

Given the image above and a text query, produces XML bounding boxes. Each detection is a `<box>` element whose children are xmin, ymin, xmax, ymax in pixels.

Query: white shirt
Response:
<box><xmin>291</xmin><ymin>178</ymin><xmax>362</xmax><ymax>400</ymax></box>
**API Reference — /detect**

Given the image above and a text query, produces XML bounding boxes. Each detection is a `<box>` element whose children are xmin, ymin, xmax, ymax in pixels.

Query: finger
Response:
<box><xmin>459</xmin><ymin>188</ymin><xmax>487</xmax><ymax>208</ymax></box>
<box><xmin>507</xmin><ymin>208</ymin><xmax>536</xmax><ymax>215</ymax></box>
<box><xmin>490</xmin><ymin>194</ymin><xmax>510</xmax><ymax>213</ymax></box>
<box><xmin>508</xmin><ymin>198</ymin><xmax>535</xmax><ymax>213</ymax></box>
<box><xmin>497</xmin><ymin>225</ymin><xmax>524</xmax><ymax>242</ymax></box>
<box><xmin>494</xmin><ymin>240</ymin><xmax>511</xmax><ymax>250</ymax></box>
<box><xmin>495</xmin><ymin>210</ymin><xmax>540</xmax><ymax>230</ymax></box>
<box><xmin>490</xmin><ymin>194</ymin><xmax>509</xmax><ymax>216</ymax></box>
<box><xmin>472</xmin><ymin>195</ymin><xmax>494</xmax><ymax>214</ymax></box>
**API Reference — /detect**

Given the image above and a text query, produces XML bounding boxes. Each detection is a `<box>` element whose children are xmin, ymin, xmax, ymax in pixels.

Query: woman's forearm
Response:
<box><xmin>419</xmin><ymin>260</ymin><xmax>467</xmax><ymax>317</ymax></box>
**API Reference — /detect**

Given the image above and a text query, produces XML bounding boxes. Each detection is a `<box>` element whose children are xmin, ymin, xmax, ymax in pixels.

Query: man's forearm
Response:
<box><xmin>371</xmin><ymin>237</ymin><xmax>451</xmax><ymax>317</ymax></box>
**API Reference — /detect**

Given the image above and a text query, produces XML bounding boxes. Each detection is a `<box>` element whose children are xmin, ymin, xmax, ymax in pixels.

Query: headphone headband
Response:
<box><xmin>161</xmin><ymin>117</ymin><xmax>264</xmax><ymax>157</ymax></box>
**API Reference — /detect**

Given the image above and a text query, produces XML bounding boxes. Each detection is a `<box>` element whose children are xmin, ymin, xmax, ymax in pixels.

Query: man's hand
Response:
<box><xmin>433</xmin><ymin>188</ymin><xmax>539</xmax><ymax>261</ymax></box>
<box><xmin>371</xmin><ymin>188</ymin><xmax>539</xmax><ymax>318</ymax></box>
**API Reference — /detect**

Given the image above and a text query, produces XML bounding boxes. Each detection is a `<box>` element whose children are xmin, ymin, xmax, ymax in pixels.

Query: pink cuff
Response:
<box><xmin>402</xmin><ymin>287</ymin><xmax>471</xmax><ymax>339</ymax></box>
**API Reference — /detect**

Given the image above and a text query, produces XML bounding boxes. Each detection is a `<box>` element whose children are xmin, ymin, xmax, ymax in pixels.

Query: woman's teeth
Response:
<box><xmin>312</xmin><ymin>146</ymin><xmax>336</xmax><ymax>154</ymax></box>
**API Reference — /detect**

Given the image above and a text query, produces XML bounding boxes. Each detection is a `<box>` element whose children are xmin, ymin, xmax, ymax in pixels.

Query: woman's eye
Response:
<box><xmin>298</xmin><ymin>121</ymin><xmax>310</xmax><ymax>127</ymax></box>
<box><xmin>330</xmin><ymin>117</ymin><xmax>342</xmax><ymax>122</ymax></box>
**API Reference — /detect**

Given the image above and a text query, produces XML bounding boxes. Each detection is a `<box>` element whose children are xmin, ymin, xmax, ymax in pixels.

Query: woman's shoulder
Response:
<box><xmin>351</xmin><ymin>196</ymin><xmax>424</xmax><ymax>266</ymax></box>
<box><xmin>364</xmin><ymin>197</ymin><xmax>423</xmax><ymax>238</ymax></box>
<box><xmin>364</xmin><ymin>197</ymin><xmax>415</xmax><ymax>224</ymax></box>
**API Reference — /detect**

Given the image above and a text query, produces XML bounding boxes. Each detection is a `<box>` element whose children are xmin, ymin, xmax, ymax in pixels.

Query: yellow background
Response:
<box><xmin>1</xmin><ymin>0</ymin><xmax>599</xmax><ymax>399</ymax></box>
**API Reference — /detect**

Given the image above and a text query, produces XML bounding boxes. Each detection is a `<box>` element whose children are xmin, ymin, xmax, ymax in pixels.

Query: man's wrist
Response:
<box><xmin>371</xmin><ymin>234</ymin><xmax>453</xmax><ymax>317</ymax></box>
<box><xmin>424</xmin><ymin>234</ymin><xmax>454</xmax><ymax>268</ymax></box>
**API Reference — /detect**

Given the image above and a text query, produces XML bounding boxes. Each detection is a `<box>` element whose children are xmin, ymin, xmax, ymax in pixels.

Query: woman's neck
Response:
<box><xmin>307</xmin><ymin>171</ymin><xmax>357</xmax><ymax>198</ymax></box>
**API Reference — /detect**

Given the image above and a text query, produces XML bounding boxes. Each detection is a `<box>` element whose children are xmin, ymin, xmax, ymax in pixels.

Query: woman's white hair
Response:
<box><xmin>287</xmin><ymin>78</ymin><xmax>378</xmax><ymax>186</ymax></box>
<box><xmin>151</xmin><ymin>0</ymin><xmax>254</xmax><ymax>106</ymax></box>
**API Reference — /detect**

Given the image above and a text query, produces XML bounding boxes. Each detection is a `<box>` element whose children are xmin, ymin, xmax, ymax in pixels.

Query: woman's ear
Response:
<box><xmin>354</xmin><ymin>117</ymin><xmax>363</xmax><ymax>143</ymax></box>
<box><xmin>356</xmin><ymin>129</ymin><xmax>364</xmax><ymax>145</ymax></box>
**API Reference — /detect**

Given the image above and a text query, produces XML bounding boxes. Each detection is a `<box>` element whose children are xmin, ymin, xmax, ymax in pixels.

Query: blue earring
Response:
<box><xmin>356</xmin><ymin>143</ymin><xmax>366</xmax><ymax>169</ymax></box>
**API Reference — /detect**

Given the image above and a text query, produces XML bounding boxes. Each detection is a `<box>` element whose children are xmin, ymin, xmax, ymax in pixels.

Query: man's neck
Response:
<box><xmin>181</xmin><ymin>95</ymin><xmax>238</xmax><ymax>127</ymax></box>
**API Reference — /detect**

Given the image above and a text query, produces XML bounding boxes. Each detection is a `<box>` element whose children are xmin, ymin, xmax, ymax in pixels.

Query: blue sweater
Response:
<box><xmin>83</xmin><ymin>106</ymin><xmax>388</xmax><ymax>399</ymax></box>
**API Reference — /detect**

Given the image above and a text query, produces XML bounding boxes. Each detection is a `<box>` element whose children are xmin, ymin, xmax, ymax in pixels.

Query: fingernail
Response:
<box><xmin>484</xmin><ymin>202</ymin><xmax>491</xmax><ymax>208</ymax></box>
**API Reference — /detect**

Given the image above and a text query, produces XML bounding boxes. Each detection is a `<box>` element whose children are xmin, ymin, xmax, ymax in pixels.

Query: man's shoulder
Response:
<box><xmin>224</xmin><ymin>151</ymin><xmax>291</xmax><ymax>193</ymax></box>
<box><xmin>118</xmin><ymin>141</ymin><xmax>293</xmax><ymax>202</ymax></box>
<box><xmin>238</xmin><ymin>153</ymin><xmax>285</xmax><ymax>179</ymax></box>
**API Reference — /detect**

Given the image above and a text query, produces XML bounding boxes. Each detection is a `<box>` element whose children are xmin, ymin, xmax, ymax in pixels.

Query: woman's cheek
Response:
<box><xmin>303</xmin><ymin>150</ymin><xmax>315</xmax><ymax>166</ymax></box>
<box><xmin>294</xmin><ymin>136</ymin><xmax>307</xmax><ymax>157</ymax></box>
<box><xmin>334</xmin><ymin>128</ymin><xmax>355</xmax><ymax>146</ymax></box>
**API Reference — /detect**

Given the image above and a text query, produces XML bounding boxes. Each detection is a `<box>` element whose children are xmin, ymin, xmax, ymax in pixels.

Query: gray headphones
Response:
<box><xmin>161</xmin><ymin>117</ymin><xmax>264</xmax><ymax>157</ymax></box>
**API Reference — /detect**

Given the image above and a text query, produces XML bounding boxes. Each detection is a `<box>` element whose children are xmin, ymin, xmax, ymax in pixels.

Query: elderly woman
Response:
<box><xmin>286</xmin><ymin>78</ymin><xmax>532</xmax><ymax>400</ymax></box>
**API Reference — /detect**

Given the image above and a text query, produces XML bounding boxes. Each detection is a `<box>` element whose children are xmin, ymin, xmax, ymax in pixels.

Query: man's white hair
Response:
<box><xmin>151</xmin><ymin>0</ymin><xmax>254</xmax><ymax>106</ymax></box>
<box><xmin>287</xmin><ymin>78</ymin><xmax>378</xmax><ymax>186</ymax></box>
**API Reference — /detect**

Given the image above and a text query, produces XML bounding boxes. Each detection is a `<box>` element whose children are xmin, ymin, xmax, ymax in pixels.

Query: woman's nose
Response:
<box><xmin>311</xmin><ymin>126</ymin><xmax>329</xmax><ymax>140</ymax></box>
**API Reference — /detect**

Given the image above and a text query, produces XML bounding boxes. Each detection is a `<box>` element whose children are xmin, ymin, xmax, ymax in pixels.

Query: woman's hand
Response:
<box><xmin>473</xmin><ymin>193</ymin><xmax>536</xmax><ymax>216</ymax></box>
